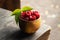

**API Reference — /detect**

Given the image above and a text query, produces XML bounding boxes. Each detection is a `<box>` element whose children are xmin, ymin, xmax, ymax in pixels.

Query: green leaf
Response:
<box><xmin>11</xmin><ymin>9</ymin><xmax>21</xmax><ymax>16</ymax></box>
<box><xmin>11</xmin><ymin>9</ymin><xmax>21</xmax><ymax>24</ymax></box>
<box><xmin>21</xmin><ymin>6</ymin><xmax>33</xmax><ymax>12</ymax></box>
<box><xmin>15</xmin><ymin>12</ymin><xmax>21</xmax><ymax>24</ymax></box>
<box><xmin>15</xmin><ymin>15</ymin><xmax>19</xmax><ymax>24</ymax></box>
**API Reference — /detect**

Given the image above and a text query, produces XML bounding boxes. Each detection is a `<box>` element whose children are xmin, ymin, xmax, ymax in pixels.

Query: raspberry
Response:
<box><xmin>21</xmin><ymin>12</ymin><xmax>26</xmax><ymax>17</ymax></box>
<box><xmin>34</xmin><ymin>13</ymin><xmax>40</xmax><ymax>19</ymax></box>
<box><xmin>21</xmin><ymin>16</ymin><xmax>24</xmax><ymax>19</ymax></box>
<box><xmin>31</xmin><ymin>11</ymin><xmax>34</xmax><ymax>15</ymax></box>
<box><xmin>33</xmin><ymin>11</ymin><xmax>38</xmax><ymax>14</ymax></box>
<box><xmin>33</xmin><ymin>11</ymin><xmax>40</xmax><ymax>19</ymax></box>
<box><xmin>29</xmin><ymin>15</ymin><xmax>36</xmax><ymax>21</ymax></box>
<box><xmin>26</xmin><ymin>11</ymin><xmax>31</xmax><ymax>16</ymax></box>
<box><xmin>24</xmin><ymin>17</ymin><xmax>29</xmax><ymax>21</ymax></box>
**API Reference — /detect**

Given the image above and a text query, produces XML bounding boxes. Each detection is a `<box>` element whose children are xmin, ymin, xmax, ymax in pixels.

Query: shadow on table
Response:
<box><xmin>6</xmin><ymin>30</ymin><xmax>33</xmax><ymax>40</ymax></box>
<box><xmin>6</xmin><ymin>30</ymin><xmax>50</xmax><ymax>40</ymax></box>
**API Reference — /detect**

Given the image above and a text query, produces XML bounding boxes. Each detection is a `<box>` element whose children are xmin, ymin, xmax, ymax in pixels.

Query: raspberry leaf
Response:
<box><xmin>11</xmin><ymin>9</ymin><xmax>21</xmax><ymax>16</ymax></box>
<box><xmin>11</xmin><ymin>9</ymin><xmax>21</xmax><ymax>24</ymax></box>
<box><xmin>21</xmin><ymin>6</ymin><xmax>33</xmax><ymax>12</ymax></box>
<box><xmin>15</xmin><ymin>15</ymin><xmax>19</xmax><ymax>24</ymax></box>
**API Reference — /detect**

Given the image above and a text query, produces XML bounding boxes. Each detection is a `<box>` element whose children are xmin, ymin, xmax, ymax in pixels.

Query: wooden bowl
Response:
<box><xmin>19</xmin><ymin>17</ymin><xmax>41</xmax><ymax>34</ymax></box>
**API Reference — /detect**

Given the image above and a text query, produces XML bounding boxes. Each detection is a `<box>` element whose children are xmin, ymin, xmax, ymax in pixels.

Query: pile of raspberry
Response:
<box><xmin>21</xmin><ymin>10</ymin><xmax>40</xmax><ymax>21</ymax></box>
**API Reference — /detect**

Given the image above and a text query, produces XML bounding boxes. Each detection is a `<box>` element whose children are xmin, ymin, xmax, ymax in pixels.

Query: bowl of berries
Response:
<box><xmin>11</xmin><ymin>6</ymin><xmax>41</xmax><ymax>34</ymax></box>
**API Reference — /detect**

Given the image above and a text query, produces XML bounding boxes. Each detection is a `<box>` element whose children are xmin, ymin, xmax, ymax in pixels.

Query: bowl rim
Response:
<box><xmin>19</xmin><ymin>17</ymin><xmax>40</xmax><ymax>22</ymax></box>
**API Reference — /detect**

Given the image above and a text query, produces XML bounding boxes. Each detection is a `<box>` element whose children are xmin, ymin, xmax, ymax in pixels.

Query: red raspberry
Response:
<box><xmin>34</xmin><ymin>13</ymin><xmax>40</xmax><ymax>19</ymax></box>
<box><xmin>33</xmin><ymin>11</ymin><xmax>40</xmax><ymax>19</ymax></box>
<box><xmin>29</xmin><ymin>15</ymin><xmax>36</xmax><ymax>21</ymax></box>
<box><xmin>21</xmin><ymin>12</ymin><xmax>26</xmax><ymax>17</ymax></box>
<box><xmin>33</xmin><ymin>11</ymin><xmax>38</xmax><ymax>14</ymax></box>
<box><xmin>24</xmin><ymin>17</ymin><xmax>29</xmax><ymax>21</ymax></box>
<box><xmin>21</xmin><ymin>16</ymin><xmax>24</xmax><ymax>19</ymax></box>
<box><xmin>26</xmin><ymin>11</ymin><xmax>31</xmax><ymax>16</ymax></box>
<box><xmin>31</xmin><ymin>11</ymin><xmax>34</xmax><ymax>15</ymax></box>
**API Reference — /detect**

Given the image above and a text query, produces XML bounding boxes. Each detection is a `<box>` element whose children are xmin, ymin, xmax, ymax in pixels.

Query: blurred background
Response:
<box><xmin>0</xmin><ymin>0</ymin><xmax>60</xmax><ymax>40</ymax></box>
<box><xmin>0</xmin><ymin>0</ymin><xmax>20</xmax><ymax>11</ymax></box>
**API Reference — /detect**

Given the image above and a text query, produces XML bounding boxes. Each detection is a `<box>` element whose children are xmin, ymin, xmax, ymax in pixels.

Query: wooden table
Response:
<box><xmin>0</xmin><ymin>8</ymin><xmax>51</xmax><ymax>40</ymax></box>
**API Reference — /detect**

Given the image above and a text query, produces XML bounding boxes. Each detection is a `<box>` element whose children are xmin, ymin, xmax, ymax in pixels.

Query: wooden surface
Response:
<box><xmin>0</xmin><ymin>0</ymin><xmax>20</xmax><ymax>11</ymax></box>
<box><xmin>37</xmin><ymin>30</ymin><xmax>50</xmax><ymax>40</ymax></box>
<box><xmin>0</xmin><ymin>8</ymin><xmax>51</xmax><ymax>40</ymax></box>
